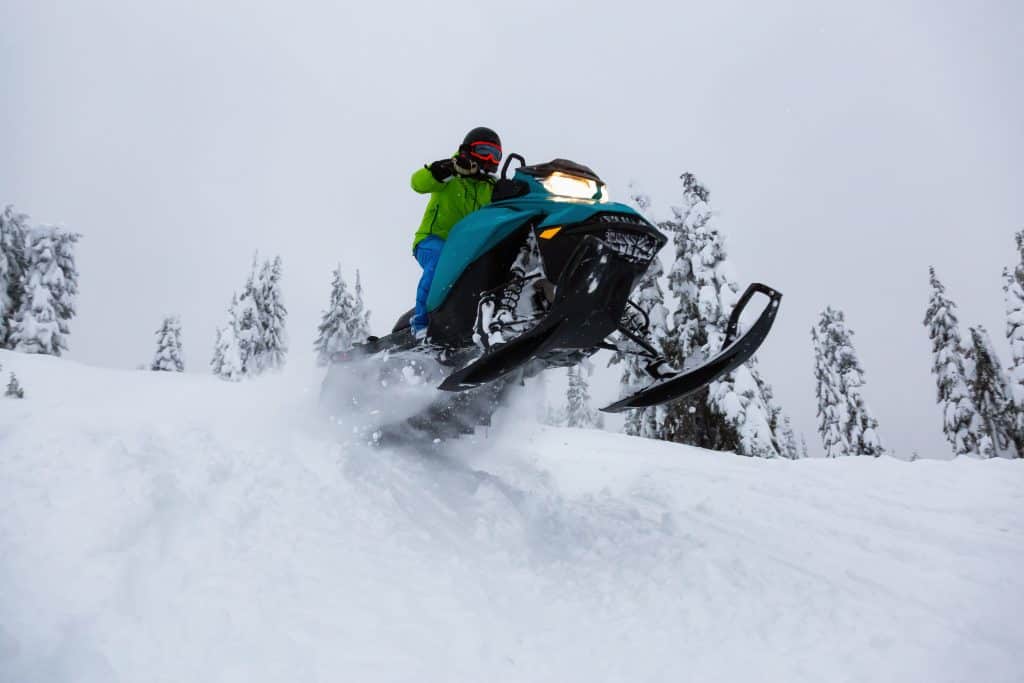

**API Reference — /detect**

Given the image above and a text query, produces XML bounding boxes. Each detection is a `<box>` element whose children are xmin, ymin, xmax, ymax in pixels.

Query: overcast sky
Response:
<box><xmin>3</xmin><ymin>0</ymin><xmax>1021</xmax><ymax>457</ymax></box>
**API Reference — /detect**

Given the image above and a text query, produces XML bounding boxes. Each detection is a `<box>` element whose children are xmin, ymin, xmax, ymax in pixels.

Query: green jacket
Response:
<box><xmin>411</xmin><ymin>166</ymin><xmax>494</xmax><ymax>251</ymax></box>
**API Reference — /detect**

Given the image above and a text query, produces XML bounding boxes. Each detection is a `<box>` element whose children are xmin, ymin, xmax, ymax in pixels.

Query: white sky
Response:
<box><xmin>3</xmin><ymin>0</ymin><xmax>1021</xmax><ymax>457</ymax></box>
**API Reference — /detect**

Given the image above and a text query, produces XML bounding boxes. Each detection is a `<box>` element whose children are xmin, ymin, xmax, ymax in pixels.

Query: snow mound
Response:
<box><xmin>1</xmin><ymin>350</ymin><xmax>1022</xmax><ymax>682</ymax></box>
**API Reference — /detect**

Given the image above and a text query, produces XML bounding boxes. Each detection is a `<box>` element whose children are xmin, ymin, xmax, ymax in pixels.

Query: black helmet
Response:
<box><xmin>460</xmin><ymin>126</ymin><xmax>502</xmax><ymax>173</ymax></box>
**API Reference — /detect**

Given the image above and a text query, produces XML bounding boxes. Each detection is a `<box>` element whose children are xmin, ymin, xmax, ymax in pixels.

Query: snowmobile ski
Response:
<box><xmin>600</xmin><ymin>283</ymin><xmax>782</xmax><ymax>413</ymax></box>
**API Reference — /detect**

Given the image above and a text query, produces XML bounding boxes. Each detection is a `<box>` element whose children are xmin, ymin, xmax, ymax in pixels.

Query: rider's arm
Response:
<box><xmin>411</xmin><ymin>165</ymin><xmax>447</xmax><ymax>194</ymax></box>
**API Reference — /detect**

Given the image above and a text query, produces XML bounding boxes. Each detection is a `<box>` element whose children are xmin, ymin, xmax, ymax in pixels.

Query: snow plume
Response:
<box><xmin>315</xmin><ymin>264</ymin><xmax>372</xmax><ymax>366</ymax></box>
<box><xmin>965</xmin><ymin>325</ymin><xmax>1019</xmax><ymax>458</ymax></box>
<box><xmin>9</xmin><ymin>225</ymin><xmax>80</xmax><ymax>356</ymax></box>
<box><xmin>660</xmin><ymin>173</ymin><xmax>780</xmax><ymax>457</ymax></box>
<box><xmin>151</xmin><ymin>315</ymin><xmax>185</xmax><ymax>372</ymax></box>
<box><xmin>924</xmin><ymin>267</ymin><xmax>983</xmax><ymax>457</ymax></box>
<box><xmin>813</xmin><ymin>307</ymin><xmax>885</xmax><ymax>456</ymax></box>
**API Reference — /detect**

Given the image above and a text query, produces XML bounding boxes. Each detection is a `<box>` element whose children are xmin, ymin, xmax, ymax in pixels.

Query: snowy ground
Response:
<box><xmin>1</xmin><ymin>350</ymin><xmax>1022</xmax><ymax>683</ymax></box>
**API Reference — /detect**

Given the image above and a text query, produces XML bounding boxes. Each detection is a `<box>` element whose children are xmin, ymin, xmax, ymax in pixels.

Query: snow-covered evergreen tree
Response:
<box><xmin>0</xmin><ymin>205</ymin><xmax>30</xmax><ymax>347</ymax></box>
<box><xmin>610</xmin><ymin>187</ymin><xmax>668</xmax><ymax>438</ymax></box>
<box><xmin>211</xmin><ymin>295</ymin><xmax>244</xmax><ymax>381</ymax></box>
<box><xmin>779</xmin><ymin>415</ymin><xmax>800</xmax><ymax>459</ymax></box>
<box><xmin>566</xmin><ymin>366</ymin><xmax>598</xmax><ymax>429</ymax></box>
<box><xmin>352</xmin><ymin>269</ymin><xmax>372</xmax><ymax>341</ymax></box>
<box><xmin>815</xmin><ymin>307</ymin><xmax>884</xmax><ymax>456</ymax></box>
<box><xmin>965</xmin><ymin>325</ymin><xmax>1019</xmax><ymax>458</ymax></box>
<box><xmin>799</xmin><ymin>433</ymin><xmax>810</xmax><ymax>459</ymax></box>
<box><xmin>10</xmin><ymin>226</ymin><xmax>80</xmax><ymax>356</ymax></box>
<box><xmin>812</xmin><ymin>325</ymin><xmax>848</xmax><ymax>458</ymax></box>
<box><xmin>660</xmin><ymin>173</ymin><xmax>779</xmax><ymax>457</ymax></box>
<box><xmin>5</xmin><ymin>372</ymin><xmax>24</xmax><ymax>398</ymax></box>
<box><xmin>923</xmin><ymin>267</ymin><xmax>983</xmax><ymax>456</ymax></box>
<box><xmin>151</xmin><ymin>315</ymin><xmax>185</xmax><ymax>372</ymax></box>
<box><xmin>257</xmin><ymin>256</ymin><xmax>288</xmax><ymax>371</ymax></box>
<box><xmin>315</xmin><ymin>265</ymin><xmax>371</xmax><ymax>365</ymax></box>
<box><xmin>1002</xmin><ymin>229</ymin><xmax>1024</xmax><ymax>442</ymax></box>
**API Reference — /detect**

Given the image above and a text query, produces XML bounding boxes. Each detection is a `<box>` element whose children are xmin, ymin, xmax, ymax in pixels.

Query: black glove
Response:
<box><xmin>427</xmin><ymin>159</ymin><xmax>454</xmax><ymax>182</ymax></box>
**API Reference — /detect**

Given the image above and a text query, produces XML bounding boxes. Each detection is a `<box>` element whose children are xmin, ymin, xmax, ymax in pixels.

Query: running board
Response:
<box><xmin>601</xmin><ymin>283</ymin><xmax>782</xmax><ymax>413</ymax></box>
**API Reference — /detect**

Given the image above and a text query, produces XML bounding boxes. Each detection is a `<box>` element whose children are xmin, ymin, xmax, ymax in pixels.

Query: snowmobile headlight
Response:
<box><xmin>540</xmin><ymin>171</ymin><xmax>604</xmax><ymax>201</ymax></box>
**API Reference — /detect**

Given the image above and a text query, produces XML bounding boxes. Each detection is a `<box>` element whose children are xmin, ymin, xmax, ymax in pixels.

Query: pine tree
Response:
<box><xmin>924</xmin><ymin>267</ymin><xmax>983</xmax><ymax>456</ymax></box>
<box><xmin>779</xmin><ymin>415</ymin><xmax>800</xmax><ymax>459</ymax></box>
<box><xmin>799</xmin><ymin>433</ymin><xmax>810</xmax><ymax>459</ymax></box>
<box><xmin>314</xmin><ymin>265</ymin><xmax>370</xmax><ymax>365</ymax></box>
<box><xmin>5</xmin><ymin>372</ymin><xmax>24</xmax><ymax>398</ymax></box>
<box><xmin>0</xmin><ymin>205</ymin><xmax>30</xmax><ymax>347</ymax></box>
<box><xmin>566</xmin><ymin>366</ymin><xmax>597</xmax><ymax>428</ymax></box>
<box><xmin>965</xmin><ymin>325</ymin><xmax>1019</xmax><ymax>458</ymax></box>
<box><xmin>660</xmin><ymin>173</ymin><xmax>780</xmax><ymax>457</ymax></box>
<box><xmin>257</xmin><ymin>256</ymin><xmax>288</xmax><ymax>371</ymax></box>
<box><xmin>10</xmin><ymin>226</ymin><xmax>80</xmax><ymax>356</ymax></box>
<box><xmin>352</xmin><ymin>269</ymin><xmax>372</xmax><ymax>341</ymax></box>
<box><xmin>610</xmin><ymin>187</ymin><xmax>668</xmax><ymax>438</ymax></box>
<box><xmin>816</xmin><ymin>307</ymin><xmax>884</xmax><ymax>456</ymax></box>
<box><xmin>1003</xmin><ymin>229</ymin><xmax>1024</xmax><ymax>442</ymax></box>
<box><xmin>812</xmin><ymin>325</ymin><xmax>848</xmax><ymax>458</ymax></box>
<box><xmin>211</xmin><ymin>295</ymin><xmax>244</xmax><ymax>381</ymax></box>
<box><xmin>151</xmin><ymin>315</ymin><xmax>185</xmax><ymax>372</ymax></box>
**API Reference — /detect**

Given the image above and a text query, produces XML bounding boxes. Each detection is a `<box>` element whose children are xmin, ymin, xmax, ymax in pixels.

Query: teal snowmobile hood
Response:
<box><xmin>426</xmin><ymin>170</ymin><xmax>643</xmax><ymax>311</ymax></box>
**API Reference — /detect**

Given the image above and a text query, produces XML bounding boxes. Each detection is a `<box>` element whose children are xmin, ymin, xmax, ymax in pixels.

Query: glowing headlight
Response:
<box><xmin>540</xmin><ymin>171</ymin><xmax>608</xmax><ymax>201</ymax></box>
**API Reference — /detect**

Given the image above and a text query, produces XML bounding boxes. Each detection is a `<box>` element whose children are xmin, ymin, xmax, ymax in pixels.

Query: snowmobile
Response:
<box><xmin>321</xmin><ymin>156</ymin><xmax>782</xmax><ymax>441</ymax></box>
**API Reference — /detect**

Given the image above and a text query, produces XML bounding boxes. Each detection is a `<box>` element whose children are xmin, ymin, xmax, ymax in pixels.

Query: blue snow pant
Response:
<box><xmin>412</xmin><ymin>236</ymin><xmax>445</xmax><ymax>333</ymax></box>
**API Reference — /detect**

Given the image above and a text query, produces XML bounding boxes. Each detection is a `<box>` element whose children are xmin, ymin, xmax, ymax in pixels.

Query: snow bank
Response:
<box><xmin>1</xmin><ymin>350</ymin><xmax>1022</xmax><ymax>682</ymax></box>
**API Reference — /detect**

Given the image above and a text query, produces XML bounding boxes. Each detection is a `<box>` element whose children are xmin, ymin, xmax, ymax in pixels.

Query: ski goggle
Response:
<box><xmin>468</xmin><ymin>142</ymin><xmax>502</xmax><ymax>165</ymax></box>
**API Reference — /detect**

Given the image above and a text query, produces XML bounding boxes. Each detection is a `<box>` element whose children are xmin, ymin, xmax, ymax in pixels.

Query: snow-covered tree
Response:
<box><xmin>225</xmin><ymin>254</ymin><xmax>288</xmax><ymax>375</ymax></box>
<box><xmin>151</xmin><ymin>315</ymin><xmax>184</xmax><ymax>372</ymax></box>
<box><xmin>610</xmin><ymin>187</ymin><xmax>669</xmax><ymax>438</ymax></box>
<box><xmin>923</xmin><ymin>267</ymin><xmax>983</xmax><ymax>456</ymax></box>
<box><xmin>0</xmin><ymin>205</ymin><xmax>30</xmax><ymax>347</ymax></box>
<box><xmin>566</xmin><ymin>365</ymin><xmax>599</xmax><ymax>429</ymax></box>
<box><xmin>660</xmin><ymin>173</ymin><xmax>779</xmax><ymax>457</ymax></box>
<box><xmin>1003</xmin><ymin>229</ymin><xmax>1024</xmax><ymax>441</ymax></box>
<box><xmin>234</xmin><ymin>278</ymin><xmax>260</xmax><ymax>375</ymax></box>
<box><xmin>352</xmin><ymin>269</ymin><xmax>372</xmax><ymax>340</ymax></box>
<box><xmin>812</xmin><ymin>325</ymin><xmax>848</xmax><ymax>458</ymax></box>
<box><xmin>815</xmin><ymin>307</ymin><xmax>884</xmax><ymax>456</ymax></box>
<box><xmin>965</xmin><ymin>325</ymin><xmax>1019</xmax><ymax>458</ymax></box>
<box><xmin>211</xmin><ymin>295</ymin><xmax>244</xmax><ymax>381</ymax></box>
<box><xmin>5</xmin><ymin>372</ymin><xmax>24</xmax><ymax>398</ymax></box>
<box><xmin>315</xmin><ymin>265</ymin><xmax>371</xmax><ymax>365</ymax></box>
<box><xmin>779</xmin><ymin>415</ymin><xmax>800</xmax><ymax>459</ymax></box>
<box><xmin>799</xmin><ymin>433</ymin><xmax>810</xmax><ymax>459</ymax></box>
<box><xmin>256</xmin><ymin>256</ymin><xmax>287</xmax><ymax>371</ymax></box>
<box><xmin>9</xmin><ymin>226</ymin><xmax>80</xmax><ymax>356</ymax></box>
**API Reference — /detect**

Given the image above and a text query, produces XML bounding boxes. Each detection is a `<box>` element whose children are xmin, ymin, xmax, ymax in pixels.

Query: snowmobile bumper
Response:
<box><xmin>601</xmin><ymin>283</ymin><xmax>782</xmax><ymax>412</ymax></box>
<box><xmin>440</xmin><ymin>235</ymin><xmax>640</xmax><ymax>391</ymax></box>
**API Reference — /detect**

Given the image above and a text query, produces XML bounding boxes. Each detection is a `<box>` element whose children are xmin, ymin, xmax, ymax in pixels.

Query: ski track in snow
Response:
<box><xmin>1</xmin><ymin>350</ymin><xmax>1022</xmax><ymax>683</ymax></box>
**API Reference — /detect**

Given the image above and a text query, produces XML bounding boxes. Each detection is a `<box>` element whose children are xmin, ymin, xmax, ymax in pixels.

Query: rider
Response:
<box><xmin>409</xmin><ymin>126</ymin><xmax>502</xmax><ymax>339</ymax></box>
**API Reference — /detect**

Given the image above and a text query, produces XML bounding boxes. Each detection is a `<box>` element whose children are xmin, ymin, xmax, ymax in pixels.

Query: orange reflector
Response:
<box><xmin>539</xmin><ymin>227</ymin><xmax>562</xmax><ymax>240</ymax></box>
